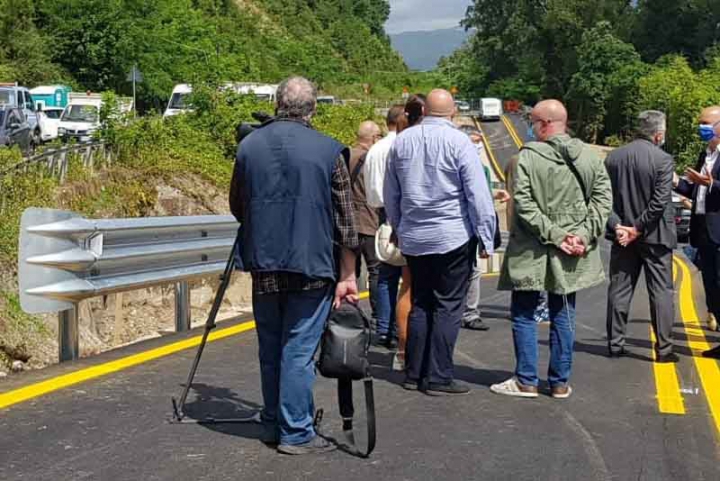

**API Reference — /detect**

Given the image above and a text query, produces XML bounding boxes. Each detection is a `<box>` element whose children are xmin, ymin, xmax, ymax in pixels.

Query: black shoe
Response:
<box><xmin>385</xmin><ymin>337</ymin><xmax>398</xmax><ymax>350</ymax></box>
<box><xmin>425</xmin><ymin>380</ymin><xmax>471</xmax><ymax>395</ymax></box>
<box><xmin>702</xmin><ymin>345</ymin><xmax>720</xmax><ymax>359</ymax></box>
<box><xmin>375</xmin><ymin>334</ymin><xmax>390</xmax><ymax>347</ymax></box>
<box><xmin>260</xmin><ymin>425</ymin><xmax>279</xmax><ymax>445</ymax></box>
<box><xmin>656</xmin><ymin>352</ymin><xmax>680</xmax><ymax>364</ymax></box>
<box><xmin>608</xmin><ymin>347</ymin><xmax>626</xmax><ymax>358</ymax></box>
<box><xmin>463</xmin><ymin>318</ymin><xmax>490</xmax><ymax>331</ymax></box>
<box><xmin>402</xmin><ymin>378</ymin><xmax>418</xmax><ymax>391</ymax></box>
<box><xmin>277</xmin><ymin>436</ymin><xmax>337</xmax><ymax>455</ymax></box>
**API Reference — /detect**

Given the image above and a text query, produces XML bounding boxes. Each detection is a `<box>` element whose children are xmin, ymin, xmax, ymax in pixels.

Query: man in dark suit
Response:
<box><xmin>675</xmin><ymin>106</ymin><xmax>720</xmax><ymax>359</ymax></box>
<box><xmin>606</xmin><ymin>110</ymin><xmax>678</xmax><ymax>362</ymax></box>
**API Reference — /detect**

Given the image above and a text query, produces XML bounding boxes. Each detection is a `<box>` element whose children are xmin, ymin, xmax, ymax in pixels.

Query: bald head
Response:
<box><xmin>356</xmin><ymin>120</ymin><xmax>381</xmax><ymax>148</ymax></box>
<box><xmin>531</xmin><ymin>99</ymin><xmax>568</xmax><ymax>141</ymax></box>
<box><xmin>426</xmin><ymin>89</ymin><xmax>456</xmax><ymax>118</ymax></box>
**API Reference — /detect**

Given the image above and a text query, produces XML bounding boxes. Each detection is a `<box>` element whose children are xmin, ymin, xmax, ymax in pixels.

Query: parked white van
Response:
<box><xmin>164</xmin><ymin>84</ymin><xmax>193</xmax><ymax>118</ymax></box>
<box><xmin>480</xmin><ymin>98</ymin><xmax>503</xmax><ymax>121</ymax></box>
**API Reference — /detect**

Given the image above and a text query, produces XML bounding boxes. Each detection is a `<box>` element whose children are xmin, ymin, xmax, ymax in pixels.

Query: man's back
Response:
<box><xmin>384</xmin><ymin>117</ymin><xmax>495</xmax><ymax>256</ymax></box>
<box><xmin>605</xmin><ymin>139</ymin><xmax>676</xmax><ymax>248</ymax></box>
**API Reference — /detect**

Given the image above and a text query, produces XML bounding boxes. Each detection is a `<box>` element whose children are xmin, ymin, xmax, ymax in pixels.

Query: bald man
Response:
<box><xmin>494</xmin><ymin>99</ymin><xmax>612</xmax><ymax>399</ymax></box>
<box><xmin>384</xmin><ymin>89</ymin><xmax>496</xmax><ymax>395</ymax></box>
<box><xmin>349</xmin><ymin>120</ymin><xmax>383</xmax><ymax>324</ymax></box>
<box><xmin>676</xmin><ymin>106</ymin><xmax>720</xmax><ymax>358</ymax></box>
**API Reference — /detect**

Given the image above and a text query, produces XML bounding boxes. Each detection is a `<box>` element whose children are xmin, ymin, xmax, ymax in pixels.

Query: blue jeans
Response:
<box><xmin>376</xmin><ymin>263</ymin><xmax>401</xmax><ymax>336</ymax></box>
<box><xmin>253</xmin><ymin>287</ymin><xmax>332</xmax><ymax>446</ymax></box>
<box><xmin>511</xmin><ymin>291</ymin><xmax>576</xmax><ymax>387</ymax></box>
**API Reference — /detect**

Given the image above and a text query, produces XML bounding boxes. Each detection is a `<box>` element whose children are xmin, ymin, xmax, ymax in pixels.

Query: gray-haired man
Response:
<box><xmin>230</xmin><ymin>76</ymin><xmax>359</xmax><ymax>454</ymax></box>
<box><xmin>605</xmin><ymin>110</ymin><xmax>678</xmax><ymax>362</ymax></box>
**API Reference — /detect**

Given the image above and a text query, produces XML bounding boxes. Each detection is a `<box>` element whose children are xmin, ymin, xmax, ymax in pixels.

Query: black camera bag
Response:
<box><xmin>316</xmin><ymin>302</ymin><xmax>376</xmax><ymax>458</ymax></box>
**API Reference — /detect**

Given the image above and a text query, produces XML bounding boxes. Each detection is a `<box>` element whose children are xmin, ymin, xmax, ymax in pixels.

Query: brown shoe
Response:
<box><xmin>551</xmin><ymin>385</ymin><xmax>573</xmax><ymax>399</ymax></box>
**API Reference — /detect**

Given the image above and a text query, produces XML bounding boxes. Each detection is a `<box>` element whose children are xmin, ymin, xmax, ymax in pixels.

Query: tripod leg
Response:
<box><xmin>172</xmin><ymin>238</ymin><xmax>239</xmax><ymax>421</ymax></box>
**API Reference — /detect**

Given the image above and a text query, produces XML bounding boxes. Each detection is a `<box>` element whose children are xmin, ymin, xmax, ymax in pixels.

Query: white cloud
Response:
<box><xmin>386</xmin><ymin>0</ymin><xmax>472</xmax><ymax>34</ymax></box>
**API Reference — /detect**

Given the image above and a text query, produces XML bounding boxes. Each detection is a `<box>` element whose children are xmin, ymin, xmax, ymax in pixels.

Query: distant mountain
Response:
<box><xmin>390</xmin><ymin>27</ymin><xmax>472</xmax><ymax>71</ymax></box>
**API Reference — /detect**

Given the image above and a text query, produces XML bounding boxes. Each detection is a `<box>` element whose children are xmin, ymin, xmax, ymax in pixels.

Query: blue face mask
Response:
<box><xmin>699</xmin><ymin>124</ymin><xmax>716</xmax><ymax>142</ymax></box>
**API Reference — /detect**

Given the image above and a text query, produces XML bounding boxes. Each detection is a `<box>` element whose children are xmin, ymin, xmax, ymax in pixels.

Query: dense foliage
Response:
<box><xmin>0</xmin><ymin>0</ymin><xmax>415</xmax><ymax>109</ymax></box>
<box><xmin>440</xmin><ymin>0</ymin><xmax>720</xmax><ymax>169</ymax></box>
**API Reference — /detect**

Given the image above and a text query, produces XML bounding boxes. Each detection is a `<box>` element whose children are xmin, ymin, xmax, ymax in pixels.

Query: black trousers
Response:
<box><xmin>606</xmin><ymin>242</ymin><xmax>674</xmax><ymax>356</ymax></box>
<box><xmin>694</xmin><ymin>216</ymin><xmax>720</xmax><ymax>323</ymax></box>
<box><xmin>356</xmin><ymin>233</ymin><xmax>380</xmax><ymax>321</ymax></box>
<box><xmin>405</xmin><ymin>240</ymin><xmax>475</xmax><ymax>385</ymax></box>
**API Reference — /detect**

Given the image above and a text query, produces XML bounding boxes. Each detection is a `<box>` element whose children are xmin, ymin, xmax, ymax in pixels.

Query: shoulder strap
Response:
<box><xmin>564</xmin><ymin>157</ymin><xmax>589</xmax><ymax>206</ymax></box>
<box><xmin>351</xmin><ymin>153</ymin><xmax>368</xmax><ymax>188</ymax></box>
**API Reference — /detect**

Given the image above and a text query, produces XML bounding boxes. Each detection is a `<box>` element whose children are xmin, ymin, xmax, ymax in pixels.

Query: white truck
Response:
<box><xmin>480</xmin><ymin>98</ymin><xmax>503</xmax><ymax>121</ymax></box>
<box><xmin>163</xmin><ymin>83</ymin><xmax>278</xmax><ymax>118</ymax></box>
<box><xmin>59</xmin><ymin>93</ymin><xmax>132</xmax><ymax>142</ymax></box>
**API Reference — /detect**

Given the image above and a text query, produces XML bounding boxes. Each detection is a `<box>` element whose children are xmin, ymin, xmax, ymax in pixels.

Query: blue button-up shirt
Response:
<box><xmin>383</xmin><ymin>117</ymin><xmax>496</xmax><ymax>257</ymax></box>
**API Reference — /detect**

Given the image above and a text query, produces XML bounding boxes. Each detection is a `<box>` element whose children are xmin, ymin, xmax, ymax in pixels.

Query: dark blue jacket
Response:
<box><xmin>233</xmin><ymin>119</ymin><xmax>346</xmax><ymax>280</ymax></box>
<box><xmin>676</xmin><ymin>149</ymin><xmax>720</xmax><ymax>247</ymax></box>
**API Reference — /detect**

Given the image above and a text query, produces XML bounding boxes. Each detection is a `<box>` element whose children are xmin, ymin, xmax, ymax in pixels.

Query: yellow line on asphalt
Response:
<box><xmin>501</xmin><ymin>115</ymin><xmax>524</xmax><ymax>149</ymax></box>
<box><xmin>674</xmin><ymin>257</ymin><xmax>720</xmax><ymax>437</ymax></box>
<box><xmin>648</xmin><ymin>264</ymin><xmax>685</xmax><ymax>414</ymax></box>
<box><xmin>0</xmin><ymin>292</ymin><xmax>370</xmax><ymax>411</ymax></box>
<box><xmin>474</xmin><ymin>117</ymin><xmax>506</xmax><ymax>183</ymax></box>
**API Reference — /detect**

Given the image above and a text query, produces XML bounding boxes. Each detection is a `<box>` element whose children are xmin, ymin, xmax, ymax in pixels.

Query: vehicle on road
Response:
<box><xmin>673</xmin><ymin>194</ymin><xmax>691</xmax><ymax>243</ymax></box>
<box><xmin>58</xmin><ymin>93</ymin><xmax>132</xmax><ymax>142</ymax></box>
<box><xmin>164</xmin><ymin>84</ymin><xmax>193</xmax><ymax>118</ymax></box>
<box><xmin>37</xmin><ymin>106</ymin><xmax>64</xmax><ymax>141</ymax></box>
<box><xmin>164</xmin><ymin>83</ymin><xmax>278</xmax><ymax>118</ymax></box>
<box><xmin>59</xmin><ymin>97</ymin><xmax>101</xmax><ymax>142</ymax></box>
<box><xmin>317</xmin><ymin>95</ymin><xmax>337</xmax><ymax>105</ymax></box>
<box><xmin>0</xmin><ymin>83</ymin><xmax>41</xmax><ymax>145</ymax></box>
<box><xmin>455</xmin><ymin>100</ymin><xmax>471</xmax><ymax>113</ymax></box>
<box><xmin>0</xmin><ymin>106</ymin><xmax>34</xmax><ymax>155</ymax></box>
<box><xmin>480</xmin><ymin>97</ymin><xmax>503</xmax><ymax>121</ymax></box>
<box><xmin>29</xmin><ymin>85</ymin><xmax>71</xmax><ymax>110</ymax></box>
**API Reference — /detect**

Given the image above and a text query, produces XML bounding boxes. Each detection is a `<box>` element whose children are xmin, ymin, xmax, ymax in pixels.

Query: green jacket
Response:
<box><xmin>498</xmin><ymin>134</ymin><xmax>612</xmax><ymax>295</ymax></box>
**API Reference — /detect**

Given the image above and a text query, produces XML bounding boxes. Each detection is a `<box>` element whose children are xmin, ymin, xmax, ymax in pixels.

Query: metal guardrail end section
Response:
<box><xmin>19</xmin><ymin>208</ymin><xmax>240</xmax><ymax>315</ymax></box>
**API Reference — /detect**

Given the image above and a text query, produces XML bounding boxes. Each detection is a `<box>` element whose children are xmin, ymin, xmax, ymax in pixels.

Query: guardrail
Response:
<box><xmin>0</xmin><ymin>141</ymin><xmax>111</xmax><ymax>182</ymax></box>
<box><xmin>19</xmin><ymin>208</ymin><xmax>239</xmax><ymax>362</ymax></box>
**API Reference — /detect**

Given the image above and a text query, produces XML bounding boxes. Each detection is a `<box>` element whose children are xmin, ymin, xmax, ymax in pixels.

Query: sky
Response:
<box><xmin>386</xmin><ymin>0</ymin><xmax>473</xmax><ymax>34</ymax></box>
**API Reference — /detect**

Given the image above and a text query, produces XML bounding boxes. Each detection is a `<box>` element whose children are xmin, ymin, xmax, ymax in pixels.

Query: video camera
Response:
<box><xmin>236</xmin><ymin>111</ymin><xmax>274</xmax><ymax>144</ymax></box>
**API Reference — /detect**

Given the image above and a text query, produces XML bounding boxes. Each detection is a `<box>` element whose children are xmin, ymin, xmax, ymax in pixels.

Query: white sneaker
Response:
<box><xmin>490</xmin><ymin>377</ymin><xmax>539</xmax><ymax>398</ymax></box>
<box><xmin>392</xmin><ymin>352</ymin><xmax>405</xmax><ymax>371</ymax></box>
<box><xmin>708</xmin><ymin>313</ymin><xmax>718</xmax><ymax>332</ymax></box>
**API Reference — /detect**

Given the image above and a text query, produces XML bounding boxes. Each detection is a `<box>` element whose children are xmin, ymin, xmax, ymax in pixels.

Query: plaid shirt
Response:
<box><xmin>230</xmin><ymin>153</ymin><xmax>359</xmax><ymax>295</ymax></box>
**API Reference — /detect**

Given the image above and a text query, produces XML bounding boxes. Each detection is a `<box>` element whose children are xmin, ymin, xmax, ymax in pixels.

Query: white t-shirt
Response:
<box><xmin>696</xmin><ymin>146</ymin><xmax>720</xmax><ymax>215</ymax></box>
<box><xmin>363</xmin><ymin>131</ymin><xmax>397</xmax><ymax>208</ymax></box>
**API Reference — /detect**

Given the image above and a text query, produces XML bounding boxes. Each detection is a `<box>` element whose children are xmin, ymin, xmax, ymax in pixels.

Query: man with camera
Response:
<box><xmin>229</xmin><ymin>76</ymin><xmax>359</xmax><ymax>455</ymax></box>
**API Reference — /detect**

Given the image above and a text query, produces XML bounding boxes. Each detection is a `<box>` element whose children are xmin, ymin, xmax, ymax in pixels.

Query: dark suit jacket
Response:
<box><xmin>676</xmin><ymin>148</ymin><xmax>720</xmax><ymax>247</ymax></box>
<box><xmin>605</xmin><ymin>139</ymin><xmax>677</xmax><ymax>249</ymax></box>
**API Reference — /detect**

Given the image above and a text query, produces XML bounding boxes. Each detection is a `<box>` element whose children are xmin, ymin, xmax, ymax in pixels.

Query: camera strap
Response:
<box><xmin>315</xmin><ymin>377</ymin><xmax>376</xmax><ymax>458</ymax></box>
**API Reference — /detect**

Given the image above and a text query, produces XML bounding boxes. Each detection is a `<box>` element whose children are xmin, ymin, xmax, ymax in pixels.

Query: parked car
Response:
<box><xmin>0</xmin><ymin>106</ymin><xmax>34</xmax><ymax>155</ymax></box>
<box><xmin>37</xmin><ymin>106</ymin><xmax>65</xmax><ymax>141</ymax></box>
<box><xmin>673</xmin><ymin>194</ymin><xmax>691</xmax><ymax>243</ymax></box>
<box><xmin>58</xmin><ymin>96</ymin><xmax>102</xmax><ymax>143</ymax></box>
<box><xmin>0</xmin><ymin>83</ymin><xmax>41</xmax><ymax>144</ymax></box>
<box><xmin>455</xmin><ymin>100</ymin><xmax>471</xmax><ymax>112</ymax></box>
<box><xmin>317</xmin><ymin>95</ymin><xmax>337</xmax><ymax>105</ymax></box>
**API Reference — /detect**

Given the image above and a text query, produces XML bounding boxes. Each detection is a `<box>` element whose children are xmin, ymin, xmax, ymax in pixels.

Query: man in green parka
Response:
<box><xmin>491</xmin><ymin>100</ymin><xmax>612</xmax><ymax>400</ymax></box>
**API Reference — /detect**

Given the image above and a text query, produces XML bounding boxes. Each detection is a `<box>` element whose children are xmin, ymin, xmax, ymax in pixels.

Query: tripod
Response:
<box><xmin>170</xmin><ymin>235</ymin><xmax>259</xmax><ymax>425</ymax></box>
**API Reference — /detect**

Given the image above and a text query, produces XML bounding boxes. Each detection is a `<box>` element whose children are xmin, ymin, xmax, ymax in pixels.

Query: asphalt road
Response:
<box><xmin>1</xmin><ymin>243</ymin><xmax>718</xmax><ymax>480</ymax></box>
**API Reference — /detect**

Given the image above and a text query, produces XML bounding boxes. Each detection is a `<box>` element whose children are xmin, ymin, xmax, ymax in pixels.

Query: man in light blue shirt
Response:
<box><xmin>384</xmin><ymin>89</ymin><xmax>496</xmax><ymax>395</ymax></box>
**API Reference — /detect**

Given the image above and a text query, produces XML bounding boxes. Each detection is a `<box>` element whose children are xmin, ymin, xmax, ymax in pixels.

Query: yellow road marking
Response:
<box><xmin>501</xmin><ymin>115</ymin><xmax>524</xmax><ymax>149</ymax></box>
<box><xmin>0</xmin><ymin>291</ymin><xmax>370</xmax><ymax>410</ymax></box>
<box><xmin>674</xmin><ymin>257</ymin><xmax>720</xmax><ymax>437</ymax></box>
<box><xmin>474</xmin><ymin>117</ymin><xmax>506</xmax><ymax>183</ymax></box>
<box><xmin>648</xmin><ymin>264</ymin><xmax>685</xmax><ymax>414</ymax></box>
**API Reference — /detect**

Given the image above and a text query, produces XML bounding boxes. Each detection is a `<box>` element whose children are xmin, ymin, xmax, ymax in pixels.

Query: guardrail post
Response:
<box><xmin>175</xmin><ymin>281</ymin><xmax>191</xmax><ymax>332</ymax></box>
<box><xmin>58</xmin><ymin>305</ymin><xmax>79</xmax><ymax>362</ymax></box>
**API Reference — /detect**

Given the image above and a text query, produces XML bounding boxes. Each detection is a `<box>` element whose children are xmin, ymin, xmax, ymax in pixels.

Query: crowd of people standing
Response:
<box><xmin>230</xmin><ymin>76</ymin><xmax>720</xmax><ymax>455</ymax></box>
